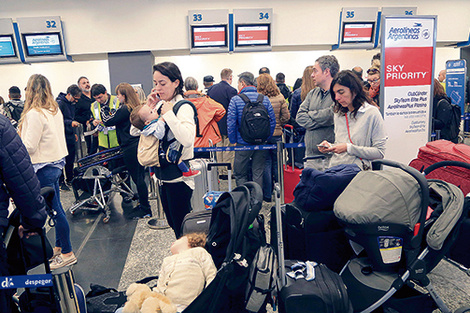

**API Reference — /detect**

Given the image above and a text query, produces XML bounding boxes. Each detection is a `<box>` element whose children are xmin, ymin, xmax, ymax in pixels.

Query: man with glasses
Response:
<box><xmin>57</xmin><ymin>84</ymin><xmax>82</xmax><ymax>190</ymax></box>
<box><xmin>367</xmin><ymin>67</ymin><xmax>381</xmax><ymax>107</ymax></box>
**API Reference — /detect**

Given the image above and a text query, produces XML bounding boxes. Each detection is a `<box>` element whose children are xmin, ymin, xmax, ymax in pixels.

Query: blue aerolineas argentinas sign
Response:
<box><xmin>446</xmin><ymin>59</ymin><xmax>467</xmax><ymax>114</ymax></box>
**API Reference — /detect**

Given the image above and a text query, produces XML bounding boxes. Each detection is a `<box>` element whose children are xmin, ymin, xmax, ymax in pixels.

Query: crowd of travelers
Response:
<box><xmin>0</xmin><ymin>53</ymin><xmax>458</xmax><ymax>312</ymax></box>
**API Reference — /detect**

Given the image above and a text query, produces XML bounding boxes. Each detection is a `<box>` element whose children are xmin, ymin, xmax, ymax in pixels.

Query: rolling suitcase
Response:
<box><xmin>189</xmin><ymin>158</ymin><xmax>220</xmax><ymax>211</ymax></box>
<box><xmin>283</xmin><ymin>125</ymin><xmax>303</xmax><ymax>204</ymax></box>
<box><xmin>182</xmin><ymin>163</ymin><xmax>232</xmax><ymax>235</ymax></box>
<box><xmin>409</xmin><ymin>140</ymin><xmax>470</xmax><ymax>195</ymax></box>
<box><xmin>273</xmin><ymin>184</ymin><xmax>353</xmax><ymax>313</ymax></box>
<box><xmin>270</xmin><ymin>203</ymin><xmax>353</xmax><ymax>273</ymax></box>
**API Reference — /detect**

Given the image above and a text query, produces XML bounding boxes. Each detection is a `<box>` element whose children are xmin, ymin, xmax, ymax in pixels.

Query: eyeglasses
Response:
<box><xmin>367</xmin><ymin>78</ymin><xmax>380</xmax><ymax>84</ymax></box>
<box><xmin>367</xmin><ymin>68</ymin><xmax>380</xmax><ymax>75</ymax></box>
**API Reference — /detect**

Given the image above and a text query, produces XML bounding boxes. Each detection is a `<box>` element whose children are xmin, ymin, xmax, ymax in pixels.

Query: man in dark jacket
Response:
<box><xmin>0</xmin><ymin>115</ymin><xmax>47</xmax><ymax>312</ymax></box>
<box><xmin>57</xmin><ymin>84</ymin><xmax>82</xmax><ymax>189</ymax></box>
<box><xmin>75</xmin><ymin>76</ymin><xmax>97</xmax><ymax>155</ymax></box>
<box><xmin>276</xmin><ymin>72</ymin><xmax>292</xmax><ymax>102</ymax></box>
<box><xmin>227</xmin><ymin>71</ymin><xmax>276</xmax><ymax>188</ymax></box>
<box><xmin>2</xmin><ymin>86</ymin><xmax>24</xmax><ymax>128</ymax></box>
<box><xmin>207</xmin><ymin>68</ymin><xmax>238</xmax><ymax>177</ymax></box>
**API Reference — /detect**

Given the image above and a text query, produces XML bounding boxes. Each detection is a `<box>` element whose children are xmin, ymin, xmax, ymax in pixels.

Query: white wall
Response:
<box><xmin>0</xmin><ymin>60</ymin><xmax>110</xmax><ymax>100</ymax></box>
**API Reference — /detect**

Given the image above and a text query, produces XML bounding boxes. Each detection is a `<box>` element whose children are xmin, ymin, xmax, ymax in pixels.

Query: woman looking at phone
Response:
<box><xmin>318</xmin><ymin>70</ymin><xmax>387</xmax><ymax>170</ymax></box>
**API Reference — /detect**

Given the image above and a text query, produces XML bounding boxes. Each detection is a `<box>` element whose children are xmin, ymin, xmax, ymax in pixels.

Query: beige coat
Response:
<box><xmin>269</xmin><ymin>94</ymin><xmax>290</xmax><ymax>137</ymax></box>
<box><xmin>20</xmin><ymin>108</ymin><xmax>68</xmax><ymax>164</ymax></box>
<box><xmin>156</xmin><ymin>247</ymin><xmax>216</xmax><ymax>310</ymax></box>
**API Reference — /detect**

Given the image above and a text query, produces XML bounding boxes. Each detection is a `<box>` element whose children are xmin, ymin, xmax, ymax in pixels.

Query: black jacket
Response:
<box><xmin>75</xmin><ymin>93</ymin><xmax>93</xmax><ymax>126</ymax></box>
<box><xmin>56</xmin><ymin>92</ymin><xmax>76</xmax><ymax>143</ymax></box>
<box><xmin>433</xmin><ymin>94</ymin><xmax>457</xmax><ymax>142</ymax></box>
<box><xmin>0</xmin><ymin>115</ymin><xmax>46</xmax><ymax>234</ymax></box>
<box><xmin>101</xmin><ymin>103</ymin><xmax>138</xmax><ymax>149</ymax></box>
<box><xmin>207</xmin><ymin>81</ymin><xmax>238</xmax><ymax>136</ymax></box>
<box><xmin>277</xmin><ymin>83</ymin><xmax>292</xmax><ymax>103</ymax></box>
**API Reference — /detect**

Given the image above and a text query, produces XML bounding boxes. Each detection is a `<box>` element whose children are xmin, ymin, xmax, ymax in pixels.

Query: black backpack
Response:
<box><xmin>437</xmin><ymin>98</ymin><xmax>461</xmax><ymax>141</ymax></box>
<box><xmin>238</xmin><ymin>93</ymin><xmax>271</xmax><ymax>144</ymax></box>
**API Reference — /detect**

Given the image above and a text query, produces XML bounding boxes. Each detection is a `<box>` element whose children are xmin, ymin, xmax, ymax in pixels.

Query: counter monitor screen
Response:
<box><xmin>235</xmin><ymin>24</ymin><xmax>270</xmax><ymax>47</ymax></box>
<box><xmin>191</xmin><ymin>25</ymin><xmax>227</xmax><ymax>48</ymax></box>
<box><xmin>22</xmin><ymin>32</ymin><xmax>63</xmax><ymax>56</ymax></box>
<box><xmin>341</xmin><ymin>22</ymin><xmax>375</xmax><ymax>44</ymax></box>
<box><xmin>0</xmin><ymin>35</ymin><xmax>16</xmax><ymax>58</ymax></box>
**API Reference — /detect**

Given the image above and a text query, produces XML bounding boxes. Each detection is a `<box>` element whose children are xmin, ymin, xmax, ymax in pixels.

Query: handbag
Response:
<box><xmin>6</xmin><ymin>209</ymin><xmax>53</xmax><ymax>275</ymax></box>
<box><xmin>137</xmin><ymin>134</ymin><xmax>160</xmax><ymax>167</ymax></box>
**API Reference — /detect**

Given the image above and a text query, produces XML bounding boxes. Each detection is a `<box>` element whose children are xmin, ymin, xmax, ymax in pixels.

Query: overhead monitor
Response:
<box><xmin>235</xmin><ymin>24</ymin><xmax>270</xmax><ymax>47</ymax></box>
<box><xmin>22</xmin><ymin>32</ymin><xmax>63</xmax><ymax>57</ymax></box>
<box><xmin>341</xmin><ymin>22</ymin><xmax>375</xmax><ymax>44</ymax></box>
<box><xmin>191</xmin><ymin>25</ymin><xmax>227</xmax><ymax>48</ymax></box>
<box><xmin>0</xmin><ymin>35</ymin><xmax>16</xmax><ymax>58</ymax></box>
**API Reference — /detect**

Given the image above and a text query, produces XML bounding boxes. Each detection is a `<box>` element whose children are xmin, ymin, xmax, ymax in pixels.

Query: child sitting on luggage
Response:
<box><xmin>130</xmin><ymin>104</ymin><xmax>199</xmax><ymax>178</ymax></box>
<box><xmin>156</xmin><ymin>232</ymin><xmax>217</xmax><ymax>312</ymax></box>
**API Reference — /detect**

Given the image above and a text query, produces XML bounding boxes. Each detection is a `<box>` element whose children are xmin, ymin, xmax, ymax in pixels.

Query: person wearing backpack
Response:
<box><xmin>2</xmin><ymin>86</ymin><xmax>24</xmax><ymax>128</ymax></box>
<box><xmin>227</xmin><ymin>71</ymin><xmax>276</xmax><ymax>188</ymax></box>
<box><xmin>432</xmin><ymin>78</ymin><xmax>460</xmax><ymax>143</ymax></box>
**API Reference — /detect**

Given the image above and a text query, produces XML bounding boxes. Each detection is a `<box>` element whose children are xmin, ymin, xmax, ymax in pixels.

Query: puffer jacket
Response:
<box><xmin>184</xmin><ymin>90</ymin><xmax>226</xmax><ymax>147</ymax></box>
<box><xmin>0</xmin><ymin>115</ymin><xmax>46</xmax><ymax>234</ymax></box>
<box><xmin>268</xmin><ymin>93</ymin><xmax>290</xmax><ymax>137</ymax></box>
<box><xmin>227</xmin><ymin>86</ymin><xmax>276</xmax><ymax>145</ymax></box>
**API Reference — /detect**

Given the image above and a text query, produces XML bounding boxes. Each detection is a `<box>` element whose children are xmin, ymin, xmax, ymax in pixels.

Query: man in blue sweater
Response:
<box><xmin>227</xmin><ymin>71</ymin><xmax>275</xmax><ymax>188</ymax></box>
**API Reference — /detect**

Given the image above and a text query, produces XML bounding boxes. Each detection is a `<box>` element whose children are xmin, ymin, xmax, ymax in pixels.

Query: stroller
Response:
<box><xmin>69</xmin><ymin>147</ymin><xmax>135</xmax><ymax>223</ymax></box>
<box><xmin>334</xmin><ymin>159</ymin><xmax>470</xmax><ymax>313</ymax></box>
<box><xmin>183</xmin><ymin>181</ymin><xmax>266</xmax><ymax>313</ymax></box>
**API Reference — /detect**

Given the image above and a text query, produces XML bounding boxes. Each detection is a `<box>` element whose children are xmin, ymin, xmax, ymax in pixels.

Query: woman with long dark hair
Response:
<box><xmin>432</xmin><ymin>78</ymin><xmax>459</xmax><ymax>143</ymax></box>
<box><xmin>18</xmin><ymin>74</ymin><xmax>76</xmax><ymax>270</ymax></box>
<box><xmin>318</xmin><ymin>70</ymin><xmax>387</xmax><ymax>169</ymax></box>
<box><xmin>100</xmin><ymin>82</ymin><xmax>152</xmax><ymax>219</ymax></box>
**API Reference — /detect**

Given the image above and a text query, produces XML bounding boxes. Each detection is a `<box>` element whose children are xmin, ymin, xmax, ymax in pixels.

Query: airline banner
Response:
<box><xmin>381</xmin><ymin>16</ymin><xmax>436</xmax><ymax>165</ymax></box>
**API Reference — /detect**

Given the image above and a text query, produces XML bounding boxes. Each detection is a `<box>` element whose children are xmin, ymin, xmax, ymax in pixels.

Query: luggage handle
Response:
<box><xmin>207</xmin><ymin>163</ymin><xmax>232</xmax><ymax>192</ymax></box>
<box><xmin>371</xmin><ymin>159</ymin><xmax>429</xmax><ymax>248</ymax></box>
<box><xmin>283</xmin><ymin>125</ymin><xmax>295</xmax><ymax>170</ymax></box>
<box><xmin>274</xmin><ymin>183</ymin><xmax>286</xmax><ymax>288</ymax></box>
<box><xmin>423</xmin><ymin>160</ymin><xmax>470</xmax><ymax>176</ymax></box>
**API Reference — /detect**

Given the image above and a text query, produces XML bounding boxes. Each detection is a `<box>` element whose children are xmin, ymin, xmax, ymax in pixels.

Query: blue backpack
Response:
<box><xmin>293</xmin><ymin>164</ymin><xmax>361</xmax><ymax>211</ymax></box>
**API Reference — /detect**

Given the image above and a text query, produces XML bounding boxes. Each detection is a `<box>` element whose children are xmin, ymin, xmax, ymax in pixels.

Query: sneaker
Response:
<box><xmin>125</xmin><ymin>206</ymin><xmax>152</xmax><ymax>220</ymax></box>
<box><xmin>50</xmin><ymin>253</ymin><xmax>77</xmax><ymax>270</ymax></box>
<box><xmin>182</xmin><ymin>169</ymin><xmax>200</xmax><ymax>178</ymax></box>
<box><xmin>49</xmin><ymin>248</ymin><xmax>62</xmax><ymax>262</ymax></box>
<box><xmin>60</xmin><ymin>182</ymin><xmax>71</xmax><ymax>191</ymax></box>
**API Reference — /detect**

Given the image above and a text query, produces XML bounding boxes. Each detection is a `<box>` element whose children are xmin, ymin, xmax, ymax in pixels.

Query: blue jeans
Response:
<box><xmin>36</xmin><ymin>165</ymin><xmax>72</xmax><ymax>254</ymax></box>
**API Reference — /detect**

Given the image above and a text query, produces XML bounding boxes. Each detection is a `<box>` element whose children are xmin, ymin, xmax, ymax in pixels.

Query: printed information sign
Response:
<box><xmin>381</xmin><ymin>16</ymin><xmax>436</xmax><ymax>165</ymax></box>
<box><xmin>446</xmin><ymin>59</ymin><xmax>466</xmax><ymax>114</ymax></box>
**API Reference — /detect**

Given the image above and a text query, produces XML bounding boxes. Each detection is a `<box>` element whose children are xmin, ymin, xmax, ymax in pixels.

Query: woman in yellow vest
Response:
<box><xmin>90</xmin><ymin>84</ymin><xmax>120</xmax><ymax>150</ymax></box>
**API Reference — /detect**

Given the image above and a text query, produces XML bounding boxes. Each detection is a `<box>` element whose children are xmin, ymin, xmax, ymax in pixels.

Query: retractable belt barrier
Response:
<box><xmin>194</xmin><ymin>142</ymin><xmax>305</xmax><ymax>153</ymax></box>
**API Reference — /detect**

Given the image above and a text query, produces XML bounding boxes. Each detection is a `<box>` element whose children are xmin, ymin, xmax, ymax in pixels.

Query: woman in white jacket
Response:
<box><xmin>148</xmin><ymin>62</ymin><xmax>196</xmax><ymax>238</ymax></box>
<box><xmin>19</xmin><ymin>74</ymin><xmax>76</xmax><ymax>270</ymax></box>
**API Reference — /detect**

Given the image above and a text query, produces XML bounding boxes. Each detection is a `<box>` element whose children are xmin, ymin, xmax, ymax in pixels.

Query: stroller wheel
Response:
<box><xmin>103</xmin><ymin>215</ymin><xmax>110</xmax><ymax>223</ymax></box>
<box><xmin>455</xmin><ymin>306</ymin><xmax>470</xmax><ymax>313</ymax></box>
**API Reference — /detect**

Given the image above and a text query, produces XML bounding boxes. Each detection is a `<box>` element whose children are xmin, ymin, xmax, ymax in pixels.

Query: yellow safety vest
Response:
<box><xmin>91</xmin><ymin>95</ymin><xmax>120</xmax><ymax>149</ymax></box>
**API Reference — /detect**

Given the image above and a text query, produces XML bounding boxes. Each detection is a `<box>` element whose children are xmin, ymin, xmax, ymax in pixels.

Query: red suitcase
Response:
<box><xmin>409</xmin><ymin>140</ymin><xmax>470</xmax><ymax>195</ymax></box>
<box><xmin>283</xmin><ymin>125</ymin><xmax>302</xmax><ymax>204</ymax></box>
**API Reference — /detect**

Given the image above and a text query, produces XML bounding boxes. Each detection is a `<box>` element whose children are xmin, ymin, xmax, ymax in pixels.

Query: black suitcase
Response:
<box><xmin>180</xmin><ymin>210</ymin><xmax>212</xmax><ymax>235</ymax></box>
<box><xmin>272</xmin><ymin>184</ymin><xmax>353</xmax><ymax>313</ymax></box>
<box><xmin>271</xmin><ymin>202</ymin><xmax>353</xmax><ymax>273</ymax></box>
<box><xmin>279</xmin><ymin>260</ymin><xmax>353</xmax><ymax>313</ymax></box>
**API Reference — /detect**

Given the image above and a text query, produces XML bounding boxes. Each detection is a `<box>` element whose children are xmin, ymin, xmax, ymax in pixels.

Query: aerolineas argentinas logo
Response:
<box><xmin>387</xmin><ymin>23</ymin><xmax>429</xmax><ymax>41</ymax></box>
